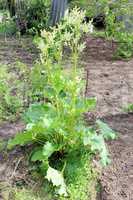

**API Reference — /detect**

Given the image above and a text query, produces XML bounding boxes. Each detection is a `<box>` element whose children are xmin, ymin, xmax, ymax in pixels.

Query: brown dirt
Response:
<box><xmin>100</xmin><ymin>114</ymin><xmax>133</xmax><ymax>200</ymax></box>
<box><xmin>84</xmin><ymin>36</ymin><xmax>133</xmax><ymax>200</ymax></box>
<box><xmin>0</xmin><ymin>36</ymin><xmax>37</xmax><ymax>66</ymax></box>
<box><xmin>0</xmin><ymin>36</ymin><xmax>36</xmax><ymax>190</ymax></box>
<box><xmin>0</xmin><ymin>121</ymin><xmax>24</xmax><ymax>140</ymax></box>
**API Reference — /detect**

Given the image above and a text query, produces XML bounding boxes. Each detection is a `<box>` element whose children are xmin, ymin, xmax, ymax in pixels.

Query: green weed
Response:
<box><xmin>0</xmin><ymin>65</ymin><xmax>23</xmax><ymax>122</ymax></box>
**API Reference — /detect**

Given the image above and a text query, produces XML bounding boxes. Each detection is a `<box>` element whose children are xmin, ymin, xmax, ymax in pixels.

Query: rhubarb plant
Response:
<box><xmin>8</xmin><ymin>8</ymin><xmax>116</xmax><ymax>197</ymax></box>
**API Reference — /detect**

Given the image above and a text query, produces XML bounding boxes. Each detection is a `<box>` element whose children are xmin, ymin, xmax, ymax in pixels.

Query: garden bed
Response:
<box><xmin>0</xmin><ymin>35</ymin><xmax>133</xmax><ymax>200</ymax></box>
<box><xmin>84</xmin><ymin>36</ymin><xmax>133</xmax><ymax>200</ymax></box>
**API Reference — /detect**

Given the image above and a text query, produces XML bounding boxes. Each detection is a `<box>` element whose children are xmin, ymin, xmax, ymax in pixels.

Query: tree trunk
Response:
<box><xmin>7</xmin><ymin>0</ymin><xmax>16</xmax><ymax>17</ymax></box>
<box><xmin>49</xmin><ymin>0</ymin><xmax>68</xmax><ymax>26</ymax></box>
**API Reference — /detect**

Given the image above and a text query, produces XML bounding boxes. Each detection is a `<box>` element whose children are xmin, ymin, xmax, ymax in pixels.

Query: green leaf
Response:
<box><xmin>96</xmin><ymin>120</ymin><xmax>116</xmax><ymax>140</ymax></box>
<box><xmin>90</xmin><ymin>134</ymin><xmax>110</xmax><ymax>166</ymax></box>
<box><xmin>100</xmin><ymin>146</ymin><xmax>111</xmax><ymax>166</ymax></box>
<box><xmin>91</xmin><ymin>135</ymin><xmax>104</xmax><ymax>151</ymax></box>
<box><xmin>76</xmin><ymin>97</ymin><xmax>96</xmax><ymax>114</ymax></box>
<box><xmin>85</xmin><ymin>97</ymin><xmax>96</xmax><ymax>110</ymax></box>
<box><xmin>46</xmin><ymin>166</ymin><xmax>67</xmax><ymax>196</ymax></box>
<box><xmin>31</xmin><ymin>149</ymin><xmax>44</xmax><ymax>162</ymax></box>
<box><xmin>8</xmin><ymin>131</ymin><xmax>33</xmax><ymax>150</ymax></box>
<box><xmin>83</xmin><ymin>129</ymin><xmax>110</xmax><ymax>166</ymax></box>
<box><xmin>43</xmin><ymin>142</ymin><xmax>55</xmax><ymax>158</ymax></box>
<box><xmin>24</xmin><ymin>103</ymin><xmax>53</xmax><ymax>123</ymax></box>
<box><xmin>44</xmin><ymin>86</ymin><xmax>56</xmax><ymax>99</ymax></box>
<box><xmin>83</xmin><ymin>128</ymin><xmax>93</xmax><ymax>146</ymax></box>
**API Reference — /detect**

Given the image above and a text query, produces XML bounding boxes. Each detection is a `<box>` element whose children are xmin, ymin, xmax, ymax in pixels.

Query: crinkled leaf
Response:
<box><xmin>46</xmin><ymin>167</ymin><xmax>67</xmax><ymax>196</ymax></box>
<box><xmin>24</xmin><ymin>103</ymin><xmax>53</xmax><ymax>123</ymax></box>
<box><xmin>83</xmin><ymin>129</ymin><xmax>110</xmax><ymax>166</ymax></box>
<box><xmin>96</xmin><ymin>120</ymin><xmax>116</xmax><ymax>140</ymax></box>
<box><xmin>91</xmin><ymin>134</ymin><xmax>110</xmax><ymax>166</ymax></box>
<box><xmin>8</xmin><ymin>131</ymin><xmax>33</xmax><ymax>150</ymax></box>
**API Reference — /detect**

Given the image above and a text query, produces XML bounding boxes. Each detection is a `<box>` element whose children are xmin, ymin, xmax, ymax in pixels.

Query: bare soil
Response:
<box><xmin>0</xmin><ymin>36</ymin><xmax>37</xmax><ymax>66</ymax></box>
<box><xmin>84</xmin><ymin>36</ymin><xmax>133</xmax><ymax>200</ymax></box>
<box><xmin>100</xmin><ymin>113</ymin><xmax>133</xmax><ymax>200</ymax></box>
<box><xmin>0</xmin><ymin>121</ymin><xmax>24</xmax><ymax>140</ymax></box>
<box><xmin>0</xmin><ymin>35</ymin><xmax>133</xmax><ymax>200</ymax></box>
